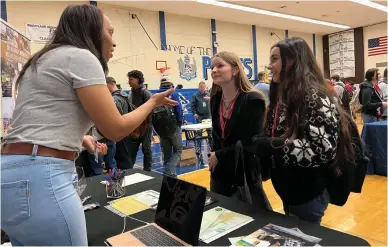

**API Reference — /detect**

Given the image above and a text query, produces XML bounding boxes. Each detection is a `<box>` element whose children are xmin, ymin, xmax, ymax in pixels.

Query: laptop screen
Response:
<box><xmin>155</xmin><ymin>176</ymin><xmax>207</xmax><ymax>246</ymax></box>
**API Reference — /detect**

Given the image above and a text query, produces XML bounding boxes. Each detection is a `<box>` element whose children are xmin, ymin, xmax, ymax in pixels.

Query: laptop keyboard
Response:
<box><xmin>132</xmin><ymin>224</ymin><xmax>184</xmax><ymax>246</ymax></box>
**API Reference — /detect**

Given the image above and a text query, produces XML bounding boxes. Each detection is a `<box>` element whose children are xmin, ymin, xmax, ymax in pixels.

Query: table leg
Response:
<box><xmin>194</xmin><ymin>130</ymin><xmax>203</xmax><ymax>165</ymax></box>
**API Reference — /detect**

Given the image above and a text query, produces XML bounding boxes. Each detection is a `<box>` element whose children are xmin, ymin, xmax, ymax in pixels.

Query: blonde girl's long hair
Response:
<box><xmin>210</xmin><ymin>51</ymin><xmax>263</xmax><ymax>99</ymax></box>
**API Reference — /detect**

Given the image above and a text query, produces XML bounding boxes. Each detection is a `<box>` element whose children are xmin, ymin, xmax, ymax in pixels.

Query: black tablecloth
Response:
<box><xmin>84</xmin><ymin>169</ymin><xmax>369</xmax><ymax>246</ymax></box>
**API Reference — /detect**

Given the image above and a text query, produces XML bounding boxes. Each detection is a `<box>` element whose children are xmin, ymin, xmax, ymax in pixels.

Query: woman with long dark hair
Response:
<box><xmin>1</xmin><ymin>5</ymin><xmax>176</xmax><ymax>245</ymax></box>
<box><xmin>254</xmin><ymin>37</ymin><xmax>354</xmax><ymax>224</ymax></box>
<box><xmin>208</xmin><ymin>51</ymin><xmax>271</xmax><ymax>210</ymax></box>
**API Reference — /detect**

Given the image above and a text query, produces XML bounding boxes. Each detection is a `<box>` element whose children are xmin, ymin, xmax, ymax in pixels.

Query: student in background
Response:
<box><xmin>378</xmin><ymin>68</ymin><xmax>388</xmax><ymax>120</ymax></box>
<box><xmin>127</xmin><ymin>70</ymin><xmax>153</xmax><ymax>171</ymax></box>
<box><xmin>331</xmin><ymin>74</ymin><xmax>343</xmax><ymax>98</ymax></box>
<box><xmin>106</xmin><ymin>76</ymin><xmax>133</xmax><ymax>169</ymax></box>
<box><xmin>191</xmin><ymin>81</ymin><xmax>213</xmax><ymax>155</ymax></box>
<box><xmin>332</xmin><ymin>74</ymin><xmax>351</xmax><ymax>114</ymax></box>
<box><xmin>1</xmin><ymin>5</ymin><xmax>176</xmax><ymax>246</ymax></box>
<box><xmin>191</xmin><ymin>81</ymin><xmax>211</xmax><ymax>123</ymax></box>
<box><xmin>254</xmin><ymin>37</ymin><xmax>355</xmax><ymax>224</ymax></box>
<box><xmin>87</xmin><ymin>125</ymin><xmax>117</xmax><ymax>176</ymax></box>
<box><xmin>155</xmin><ymin>78</ymin><xmax>183</xmax><ymax>177</ymax></box>
<box><xmin>254</xmin><ymin>71</ymin><xmax>270</xmax><ymax>106</ymax></box>
<box><xmin>360</xmin><ymin>68</ymin><xmax>386</xmax><ymax>123</ymax></box>
<box><xmin>345</xmin><ymin>81</ymin><xmax>354</xmax><ymax>96</ymax></box>
<box><xmin>208</xmin><ymin>51</ymin><xmax>271</xmax><ymax>210</ymax></box>
<box><xmin>88</xmin><ymin>77</ymin><xmax>119</xmax><ymax>176</ymax></box>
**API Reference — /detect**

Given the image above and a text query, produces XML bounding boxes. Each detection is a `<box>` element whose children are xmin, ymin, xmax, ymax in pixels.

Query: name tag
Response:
<box><xmin>203</xmin><ymin>102</ymin><xmax>206</xmax><ymax>107</ymax></box>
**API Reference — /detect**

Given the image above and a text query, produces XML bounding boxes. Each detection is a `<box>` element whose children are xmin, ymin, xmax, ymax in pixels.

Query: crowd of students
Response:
<box><xmin>0</xmin><ymin>4</ymin><xmax>376</xmax><ymax>246</ymax></box>
<box><xmin>325</xmin><ymin>68</ymin><xmax>388</xmax><ymax>124</ymax></box>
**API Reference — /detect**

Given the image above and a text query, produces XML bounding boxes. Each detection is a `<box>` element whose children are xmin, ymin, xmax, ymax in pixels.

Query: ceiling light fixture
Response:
<box><xmin>194</xmin><ymin>0</ymin><xmax>350</xmax><ymax>29</ymax></box>
<box><xmin>351</xmin><ymin>0</ymin><xmax>388</xmax><ymax>12</ymax></box>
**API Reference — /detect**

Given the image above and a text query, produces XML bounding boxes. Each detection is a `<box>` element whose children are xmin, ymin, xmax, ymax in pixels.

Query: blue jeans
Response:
<box><xmin>283</xmin><ymin>189</ymin><xmax>330</xmax><ymax>224</ymax></box>
<box><xmin>88</xmin><ymin>140</ymin><xmax>117</xmax><ymax>176</ymax></box>
<box><xmin>160</xmin><ymin>127</ymin><xmax>183</xmax><ymax>177</ymax></box>
<box><xmin>1</xmin><ymin>151</ymin><xmax>87</xmax><ymax>245</ymax></box>
<box><xmin>362</xmin><ymin>113</ymin><xmax>379</xmax><ymax>124</ymax></box>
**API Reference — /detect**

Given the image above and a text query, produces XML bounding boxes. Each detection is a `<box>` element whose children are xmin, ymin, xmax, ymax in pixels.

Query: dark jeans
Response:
<box><xmin>196</xmin><ymin>114</ymin><xmax>213</xmax><ymax>152</ymax></box>
<box><xmin>88</xmin><ymin>140</ymin><xmax>117</xmax><ymax>176</ymax></box>
<box><xmin>129</xmin><ymin>127</ymin><xmax>153</xmax><ymax>171</ymax></box>
<box><xmin>115</xmin><ymin>137</ymin><xmax>134</xmax><ymax>169</ymax></box>
<box><xmin>210</xmin><ymin>177</ymin><xmax>272</xmax><ymax>210</ymax></box>
<box><xmin>283</xmin><ymin>189</ymin><xmax>330</xmax><ymax>224</ymax></box>
<box><xmin>160</xmin><ymin>127</ymin><xmax>183</xmax><ymax>177</ymax></box>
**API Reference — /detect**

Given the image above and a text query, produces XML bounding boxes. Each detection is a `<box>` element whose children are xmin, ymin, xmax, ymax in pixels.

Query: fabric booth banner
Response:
<box><xmin>25</xmin><ymin>24</ymin><xmax>56</xmax><ymax>44</ymax></box>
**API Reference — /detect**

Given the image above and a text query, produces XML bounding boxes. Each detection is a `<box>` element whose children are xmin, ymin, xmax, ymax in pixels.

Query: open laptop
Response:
<box><xmin>106</xmin><ymin>175</ymin><xmax>207</xmax><ymax>246</ymax></box>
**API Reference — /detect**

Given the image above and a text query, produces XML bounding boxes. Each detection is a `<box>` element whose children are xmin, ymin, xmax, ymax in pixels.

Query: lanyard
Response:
<box><xmin>271</xmin><ymin>103</ymin><xmax>280</xmax><ymax>138</ymax></box>
<box><xmin>219</xmin><ymin>93</ymin><xmax>240</xmax><ymax>139</ymax></box>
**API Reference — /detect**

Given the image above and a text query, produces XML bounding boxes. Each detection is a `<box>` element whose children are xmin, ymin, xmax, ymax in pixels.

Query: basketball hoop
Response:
<box><xmin>158</xmin><ymin>67</ymin><xmax>170</xmax><ymax>75</ymax></box>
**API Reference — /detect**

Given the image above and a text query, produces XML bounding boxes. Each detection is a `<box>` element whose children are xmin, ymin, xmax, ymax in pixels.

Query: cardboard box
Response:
<box><xmin>179</xmin><ymin>147</ymin><xmax>196</xmax><ymax>167</ymax></box>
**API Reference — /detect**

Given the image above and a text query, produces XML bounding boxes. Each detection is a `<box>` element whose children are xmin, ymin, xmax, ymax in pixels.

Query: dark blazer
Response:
<box><xmin>211</xmin><ymin>91</ymin><xmax>266</xmax><ymax>187</ymax></box>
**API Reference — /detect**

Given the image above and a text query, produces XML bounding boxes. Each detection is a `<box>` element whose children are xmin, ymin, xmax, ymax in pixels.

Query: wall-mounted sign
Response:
<box><xmin>178</xmin><ymin>55</ymin><xmax>197</xmax><ymax>81</ymax></box>
<box><xmin>202</xmin><ymin>56</ymin><xmax>253</xmax><ymax>80</ymax></box>
<box><xmin>329</xmin><ymin>29</ymin><xmax>355</xmax><ymax>78</ymax></box>
<box><xmin>167</xmin><ymin>44</ymin><xmax>211</xmax><ymax>56</ymax></box>
<box><xmin>25</xmin><ymin>24</ymin><xmax>56</xmax><ymax>44</ymax></box>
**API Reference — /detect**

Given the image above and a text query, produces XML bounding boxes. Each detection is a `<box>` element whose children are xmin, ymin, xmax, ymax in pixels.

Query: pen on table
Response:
<box><xmin>104</xmin><ymin>175</ymin><xmax>113</xmax><ymax>184</ymax></box>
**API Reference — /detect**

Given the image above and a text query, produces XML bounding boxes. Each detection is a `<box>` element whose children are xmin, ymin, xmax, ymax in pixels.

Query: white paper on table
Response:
<box><xmin>201</xmin><ymin>218</ymin><xmax>254</xmax><ymax>244</ymax></box>
<box><xmin>121</xmin><ymin>173</ymin><xmax>154</xmax><ymax>187</ymax></box>
<box><xmin>133</xmin><ymin>190</ymin><xmax>160</xmax><ymax>206</ymax></box>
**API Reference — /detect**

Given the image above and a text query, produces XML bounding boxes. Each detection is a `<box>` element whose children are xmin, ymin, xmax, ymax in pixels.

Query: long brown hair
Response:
<box><xmin>15</xmin><ymin>5</ymin><xmax>108</xmax><ymax>91</ymax></box>
<box><xmin>210</xmin><ymin>51</ymin><xmax>263</xmax><ymax>99</ymax></box>
<box><xmin>265</xmin><ymin>37</ymin><xmax>354</xmax><ymax>174</ymax></box>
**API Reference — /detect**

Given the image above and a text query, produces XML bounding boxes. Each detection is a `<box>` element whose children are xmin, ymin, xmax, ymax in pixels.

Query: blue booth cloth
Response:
<box><xmin>361</xmin><ymin>120</ymin><xmax>387</xmax><ymax>176</ymax></box>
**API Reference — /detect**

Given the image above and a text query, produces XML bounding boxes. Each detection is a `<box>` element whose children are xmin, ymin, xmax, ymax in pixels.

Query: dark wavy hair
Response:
<box><xmin>127</xmin><ymin>70</ymin><xmax>145</xmax><ymax>84</ymax></box>
<box><xmin>15</xmin><ymin>4</ymin><xmax>108</xmax><ymax>90</ymax></box>
<box><xmin>265</xmin><ymin>37</ymin><xmax>354</xmax><ymax>174</ymax></box>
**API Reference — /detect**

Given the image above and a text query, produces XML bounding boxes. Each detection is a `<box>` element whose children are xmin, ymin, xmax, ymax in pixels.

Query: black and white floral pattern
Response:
<box><xmin>267</xmin><ymin>89</ymin><xmax>339</xmax><ymax>168</ymax></box>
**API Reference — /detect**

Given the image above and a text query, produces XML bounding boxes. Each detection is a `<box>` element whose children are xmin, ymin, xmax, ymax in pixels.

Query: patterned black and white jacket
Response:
<box><xmin>264</xmin><ymin>88</ymin><xmax>340</xmax><ymax>205</ymax></box>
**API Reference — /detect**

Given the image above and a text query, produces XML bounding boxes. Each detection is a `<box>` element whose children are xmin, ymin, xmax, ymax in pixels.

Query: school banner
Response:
<box><xmin>1</xmin><ymin>19</ymin><xmax>31</xmax><ymax>136</ymax></box>
<box><xmin>25</xmin><ymin>23</ymin><xmax>56</xmax><ymax>44</ymax></box>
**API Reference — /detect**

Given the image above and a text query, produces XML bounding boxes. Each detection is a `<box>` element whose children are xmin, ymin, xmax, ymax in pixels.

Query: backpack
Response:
<box><xmin>350</xmin><ymin>86</ymin><xmax>362</xmax><ymax>113</ymax></box>
<box><xmin>152</xmin><ymin>106</ymin><xmax>178</xmax><ymax>138</ymax></box>
<box><xmin>339</xmin><ymin>85</ymin><xmax>351</xmax><ymax>106</ymax></box>
<box><xmin>113</xmin><ymin>91</ymin><xmax>148</xmax><ymax>139</ymax></box>
<box><xmin>336</xmin><ymin>84</ymin><xmax>351</xmax><ymax>113</ymax></box>
<box><xmin>325</xmin><ymin>116</ymin><xmax>369</xmax><ymax>206</ymax></box>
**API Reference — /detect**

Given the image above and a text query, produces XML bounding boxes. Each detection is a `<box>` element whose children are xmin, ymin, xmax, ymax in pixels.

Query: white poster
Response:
<box><xmin>329</xmin><ymin>29</ymin><xmax>355</xmax><ymax>78</ymax></box>
<box><xmin>1</xmin><ymin>19</ymin><xmax>31</xmax><ymax>136</ymax></box>
<box><xmin>25</xmin><ymin>24</ymin><xmax>56</xmax><ymax>44</ymax></box>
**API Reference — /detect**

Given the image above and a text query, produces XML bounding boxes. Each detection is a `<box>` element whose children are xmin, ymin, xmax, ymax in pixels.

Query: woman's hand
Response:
<box><xmin>82</xmin><ymin>135</ymin><xmax>107</xmax><ymax>156</ymax></box>
<box><xmin>252</xmin><ymin>135</ymin><xmax>272</xmax><ymax>147</ymax></box>
<box><xmin>96</xmin><ymin>142</ymin><xmax>108</xmax><ymax>156</ymax></box>
<box><xmin>252</xmin><ymin>135</ymin><xmax>284</xmax><ymax>155</ymax></box>
<box><xmin>149</xmin><ymin>88</ymin><xmax>178</xmax><ymax>107</ymax></box>
<box><xmin>208</xmin><ymin>152</ymin><xmax>218</xmax><ymax>173</ymax></box>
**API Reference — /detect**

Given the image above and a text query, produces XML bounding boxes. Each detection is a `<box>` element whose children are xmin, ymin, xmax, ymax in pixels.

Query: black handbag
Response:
<box><xmin>234</xmin><ymin>140</ymin><xmax>253</xmax><ymax>204</ymax></box>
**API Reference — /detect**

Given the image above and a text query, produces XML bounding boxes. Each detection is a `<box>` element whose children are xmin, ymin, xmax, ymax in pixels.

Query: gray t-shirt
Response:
<box><xmin>4</xmin><ymin>46</ymin><xmax>106</xmax><ymax>152</ymax></box>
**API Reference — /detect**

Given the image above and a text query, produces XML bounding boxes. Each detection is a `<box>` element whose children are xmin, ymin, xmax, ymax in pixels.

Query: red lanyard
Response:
<box><xmin>374</xmin><ymin>84</ymin><xmax>382</xmax><ymax>97</ymax></box>
<box><xmin>219</xmin><ymin>93</ymin><xmax>240</xmax><ymax>139</ymax></box>
<box><xmin>271</xmin><ymin>103</ymin><xmax>280</xmax><ymax>138</ymax></box>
